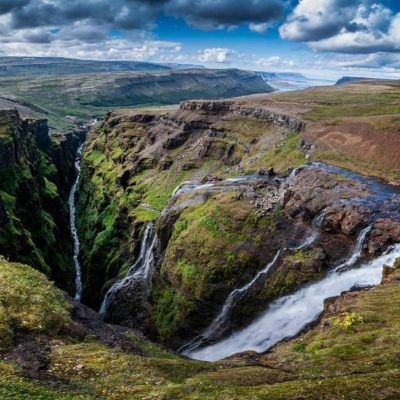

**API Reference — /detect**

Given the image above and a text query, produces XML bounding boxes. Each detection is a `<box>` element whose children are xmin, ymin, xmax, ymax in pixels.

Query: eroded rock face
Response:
<box><xmin>79</xmin><ymin>100</ymin><xmax>400</xmax><ymax>349</ymax></box>
<box><xmin>283</xmin><ymin>168</ymin><xmax>369</xmax><ymax>219</ymax></box>
<box><xmin>180</xmin><ymin>100</ymin><xmax>305</xmax><ymax>132</ymax></box>
<box><xmin>104</xmin><ymin>278</ymin><xmax>155</xmax><ymax>335</ymax></box>
<box><xmin>368</xmin><ymin>219</ymin><xmax>400</xmax><ymax>254</ymax></box>
<box><xmin>323</xmin><ymin>205</ymin><xmax>371</xmax><ymax>236</ymax></box>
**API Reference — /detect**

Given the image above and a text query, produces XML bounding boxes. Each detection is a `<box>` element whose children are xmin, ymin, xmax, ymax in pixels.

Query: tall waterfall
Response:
<box><xmin>99</xmin><ymin>223</ymin><xmax>157</xmax><ymax>316</ymax></box>
<box><xmin>180</xmin><ymin>250</ymin><xmax>281</xmax><ymax>355</ymax></box>
<box><xmin>185</xmin><ymin>226</ymin><xmax>398</xmax><ymax>362</ymax></box>
<box><xmin>68</xmin><ymin>144</ymin><xmax>83</xmax><ymax>301</ymax></box>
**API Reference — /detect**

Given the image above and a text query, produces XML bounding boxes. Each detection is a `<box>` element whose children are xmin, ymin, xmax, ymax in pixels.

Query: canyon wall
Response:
<box><xmin>0</xmin><ymin>109</ymin><xmax>84</xmax><ymax>292</ymax></box>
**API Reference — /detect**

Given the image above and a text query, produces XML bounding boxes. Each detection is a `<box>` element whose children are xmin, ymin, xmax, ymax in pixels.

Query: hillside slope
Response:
<box><xmin>1</xmin><ymin>81</ymin><xmax>400</xmax><ymax>398</ymax></box>
<box><xmin>0</xmin><ymin>56</ymin><xmax>171</xmax><ymax>76</ymax></box>
<box><xmin>1</xmin><ymin>257</ymin><xmax>400</xmax><ymax>399</ymax></box>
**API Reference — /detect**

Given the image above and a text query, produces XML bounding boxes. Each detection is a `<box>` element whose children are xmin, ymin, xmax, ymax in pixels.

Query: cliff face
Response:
<box><xmin>76</xmin><ymin>93</ymin><xmax>400</xmax><ymax>350</ymax></box>
<box><xmin>0</xmin><ymin>109</ymin><xmax>84</xmax><ymax>292</ymax></box>
<box><xmin>180</xmin><ymin>100</ymin><xmax>305</xmax><ymax>132</ymax></box>
<box><xmin>75</xmin><ymin>99</ymin><xmax>305</xmax><ymax>309</ymax></box>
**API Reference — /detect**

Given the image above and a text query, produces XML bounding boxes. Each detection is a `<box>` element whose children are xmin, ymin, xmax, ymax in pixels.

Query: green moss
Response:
<box><xmin>173</xmin><ymin>219</ymin><xmax>188</xmax><ymax>239</ymax></box>
<box><xmin>154</xmin><ymin>192</ymin><xmax>284</xmax><ymax>341</ymax></box>
<box><xmin>2</xmin><ymin>262</ymin><xmax>400</xmax><ymax>399</ymax></box>
<box><xmin>201</xmin><ymin>214</ymin><xmax>225</xmax><ymax>237</ymax></box>
<box><xmin>285</xmin><ymin>249</ymin><xmax>319</xmax><ymax>264</ymax></box>
<box><xmin>43</xmin><ymin>177</ymin><xmax>59</xmax><ymax>199</ymax></box>
<box><xmin>0</xmin><ymin>260</ymin><xmax>71</xmax><ymax>351</ymax></box>
<box><xmin>155</xmin><ymin>288</ymin><xmax>179</xmax><ymax>340</ymax></box>
<box><xmin>255</xmin><ymin>131</ymin><xmax>306</xmax><ymax>173</ymax></box>
<box><xmin>0</xmin><ymin>119</ymin><xmax>75</xmax><ymax>292</ymax></box>
<box><xmin>179</xmin><ymin>261</ymin><xmax>201</xmax><ymax>284</ymax></box>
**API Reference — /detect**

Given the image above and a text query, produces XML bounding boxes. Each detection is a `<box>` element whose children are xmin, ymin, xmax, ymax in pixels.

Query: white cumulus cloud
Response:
<box><xmin>197</xmin><ymin>48</ymin><xmax>233</xmax><ymax>63</ymax></box>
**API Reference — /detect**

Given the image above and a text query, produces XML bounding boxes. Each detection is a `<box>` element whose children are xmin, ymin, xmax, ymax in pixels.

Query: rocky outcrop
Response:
<box><xmin>368</xmin><ymin>218</ymin><xmax>400</xmax><ymax>254</ymax></box>
<box><xmin>181</xmin><ymin>100</ymin><xmax>305</xmax><ymax>132</ymax></box>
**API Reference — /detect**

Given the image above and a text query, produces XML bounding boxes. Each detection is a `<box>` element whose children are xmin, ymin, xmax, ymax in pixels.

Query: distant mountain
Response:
<box><xmin>161</xmin><ymin>63</ymin><xmax>206</xmax><ymax>69</ymax></box>
<box><xmin>0</xmin><ymin>68</ymin><xmax>272</xmax><ymax>130</ymax></box>
<box><xmin>0</xmin><ymin>56</ymin><xmax>174</xmax><ymax>76</ymax></box>
<box><xmin>335</xmin><ymin>76</ymin><xmax>377</xmax><ymax>85</ymax></box>
<box><xmin>257</xmin><ymin>71</ymin><xmax>333</xmax><ymax>91</ymax></box>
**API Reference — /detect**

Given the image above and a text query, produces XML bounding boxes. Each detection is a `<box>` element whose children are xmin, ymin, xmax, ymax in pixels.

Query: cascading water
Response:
<box><xmin>69</xmin><ymin>144</ymin><xmax>83</xmax><ymax>301</ymax></box>
<box><xmin>289</xmin><ymin>210</ymin><xmax>326</xmax><ymax>251</ymax></box>
<box><xmin>180</xmin><ymin>250</ymin><xmax>281</xmax><ymax>354</ymax></box>
<box><xmin>99</xmin><ymin>223</ymin><xmax>157</xmax><ymax>316</ymax></box>
<box><xmin>332</xmin><ymin>225</ymin><xmax>371</xmax><ymax>273</ymax></box>
<box><xmin>179</xmin><ymin>162</ymin><xmax>400</xmax><ymax>361</ymax></box>
<box><xmin>186</xmin><ymin>226</ymin><xmax>398</xmax><ymax>362</ymax></box>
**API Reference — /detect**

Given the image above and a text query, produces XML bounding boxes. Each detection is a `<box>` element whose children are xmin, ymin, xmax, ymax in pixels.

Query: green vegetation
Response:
<box><xmin>155</xmin><ymin>192</ymin><xmax>288</xmax><ymax>341</ymax></box>
<box><xmin>0</xmin><ymin>260</ymin><xmax>71</xmax><ymax>351</ymax></box>
<box><xmin>0</xmin><ymin>68</ymin><xmax>269</xmax><ymax>131</ymax></box>
<box><xmin>0</xmin><ymin>111</ymin><xmax>75</xmax><ymax>292</ymax></box>
<box><xmin>1</xmin><ymin>259</ymin><xmax>400</xmax><ymax>399</ymax></box>
<box><xmin>255</xmin><ymin>130</ymin><xmax>306</xmax><ymax>173</ymax></box>
<box><xmin>256</xmin><ymin>81</ymin><xmax>400</xmax><ymax>182</ymax></box>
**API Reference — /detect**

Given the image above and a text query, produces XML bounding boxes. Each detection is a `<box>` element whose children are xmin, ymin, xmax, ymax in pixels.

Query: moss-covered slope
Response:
<box><xmin>0</xmin><ymin>109</ymin><xmax>83</xmax><ymax>292</ymax></box>
<box><xmin>1</xmin><ymin>257</ymin><xmax>400</xmax><ymax>399</ymax></box>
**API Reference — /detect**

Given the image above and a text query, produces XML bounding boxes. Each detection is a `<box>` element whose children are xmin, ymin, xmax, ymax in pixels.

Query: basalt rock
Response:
<box><xmin>323</xmin><ymin>205</ymin><xmax>371</xmax><ymax>236</ymax></box>
<box><xmin>180</xmin><ymin>100</ymin><xmax>305</xmax><ymax>132</ymax></box>
<box><xmin>368</xmin><ymin>218</ymin><xmax>400</xmax><ymax>254</ymax></box>
<box><xmin>283</xmin><ymin>168</ymin><xmax>368</xmax><ymax>219</ymax></box>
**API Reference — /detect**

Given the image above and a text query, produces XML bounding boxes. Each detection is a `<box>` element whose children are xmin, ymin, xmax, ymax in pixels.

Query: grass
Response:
<box><xmin>0</xmin><ymin>260</ymin><xmax>71</xmax><ymax>351</ymax></box>
<box><xmin>254</xmin><ymin>131</ymin><xmax>306</xmax><ymax>173</ymax></box>
<box><xmin>2</xmin><ymin>259</ymin><xmax>400</xmax><ymax>399</ymax></box>
<box><xmin>156</xmin><ymin>192</ymin><xmax>287</xmax><ymax>341</ymax></box>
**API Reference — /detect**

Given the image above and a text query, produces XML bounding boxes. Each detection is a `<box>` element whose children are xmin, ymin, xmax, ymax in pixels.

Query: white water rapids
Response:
<box><xmin>187</xmin><ymin>240</ymin><xmax>400</xmax><ymax>362</ymax></box>
<box><xmin>68</xmin><ymin>144</ymin><xmax>83</xmax><ymax>301</ymax></box>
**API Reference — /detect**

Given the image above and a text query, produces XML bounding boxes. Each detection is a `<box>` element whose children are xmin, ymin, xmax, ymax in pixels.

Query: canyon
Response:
<box><xmin>1</xmin><ymin>79</ymin><xmax>400</xmax><ymax>399</ymax></box>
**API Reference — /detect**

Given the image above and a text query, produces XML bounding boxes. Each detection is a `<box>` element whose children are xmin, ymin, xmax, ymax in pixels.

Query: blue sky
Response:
<box><xmin>1</xmin><ymin>1</ymin><xmax>400</xmax><ymax>79</ymax></box>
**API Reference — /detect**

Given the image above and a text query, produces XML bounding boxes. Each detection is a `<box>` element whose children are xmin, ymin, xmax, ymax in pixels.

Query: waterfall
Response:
<box><xmin>68</xmin><ymin>144</ymin><xmax>83</xmax><ymax>301</ymax></box>
<box><xmin>288</xmin><ymin>210</ymin><xmax>325</xmax><ymax>251</ymax></box>
<box><xmin>332</xmin><ymin>225</ymin><xmax>371</xmax><ymax>273</ymax></box>
<box><xmin>99</xmin><ymin>223</ymin><xmax>157</xmax><ymax>316</ymax></box>
<box><xmin>186</xmin><ymin>226</ymin><xmax>392</xmax><ymax>362</ymax></box>
<box><xmin>180</xmin><ymin>250</ymin><xmax>281</xmax><ymax>355</ymax></box>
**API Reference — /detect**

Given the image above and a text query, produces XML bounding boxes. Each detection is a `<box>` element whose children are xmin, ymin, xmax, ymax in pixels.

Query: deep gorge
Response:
<box><xmin>3</xmin><ymin>80</ymin><xmax>400</xmax><ymax>398</ymax></box>
<box><xmin>0</xmin><ymin>109</ymin><xmax>85</xmax><ymax>293</ymax></box>
<box><xmin>72</xmin><ymin>99</ymin><xmax>400</xmax><ymax>356</ymax></box>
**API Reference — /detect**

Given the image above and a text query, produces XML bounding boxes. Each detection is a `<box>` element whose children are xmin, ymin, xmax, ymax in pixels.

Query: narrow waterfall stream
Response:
<box><xmin>68</xmin><ymin>144</ymin><xmax>83</xmax><ymax>301</ymax></box>
<box><xmin>188</xmin><ymin>242</ymin><xmax>400</xmax><ymax>362</ymax></box>
<box><xmin>99</xmin><ymin>223</ymin><xmax>157</xmax><ymax>316</ymax></box>
<box><xmin>179</xmin><ymin>250</ymin><xmax>282</xmax><ymax>354</ymax></box>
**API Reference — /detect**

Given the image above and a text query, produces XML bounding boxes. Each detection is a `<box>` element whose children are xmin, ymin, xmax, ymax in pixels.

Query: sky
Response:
<box><xmin>1</xmin><ymin>0</ymin><xmax>400</xmax><ymax>79</ymax></box>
